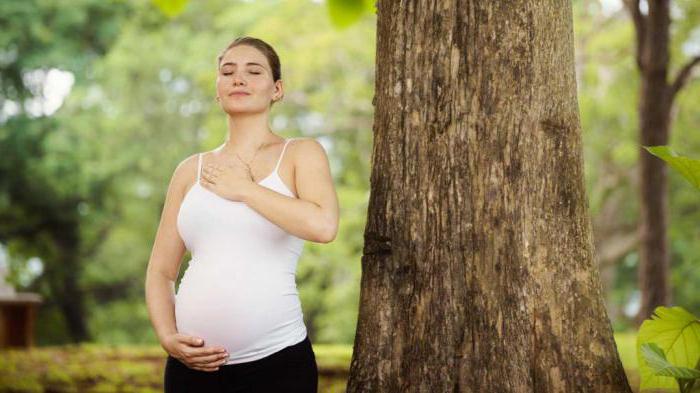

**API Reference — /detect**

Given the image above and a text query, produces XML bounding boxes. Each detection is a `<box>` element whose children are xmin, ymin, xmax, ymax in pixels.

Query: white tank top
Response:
<box><xmin>175</xmin><ymin>138</ymin><xmax>307</xmax><ymax>365</ymax></box>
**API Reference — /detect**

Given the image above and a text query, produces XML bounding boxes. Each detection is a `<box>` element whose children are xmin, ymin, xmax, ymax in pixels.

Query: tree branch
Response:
<box><xmin>623</xmin><ymin>0</ymin><xmax>646</xmax><ymax>71</ymax></box>
<box><xmin>669</xmin><ymin>55</ymin><xmax>700</xmax><ymax>101</ymax></box>
<box><xmin>596</xmin><ymin>231</ymin><xmax>640</xmax><ymax>269</ymax></box>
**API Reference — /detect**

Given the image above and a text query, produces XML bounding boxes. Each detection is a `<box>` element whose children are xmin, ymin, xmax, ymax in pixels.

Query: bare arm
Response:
<box><xmin>241</xmin><ymin>138</ymin><xmax>339</xmax><ymax>243</ymax></box>
<box><xmin>144</xmin><ymin>155</ymin><xmax>230</xmax><ymax>372</ymax></box>
<box><xmin>145</xmin><ymin>157</ymin><xmax>190</xmax><ymax>345</ymax></box>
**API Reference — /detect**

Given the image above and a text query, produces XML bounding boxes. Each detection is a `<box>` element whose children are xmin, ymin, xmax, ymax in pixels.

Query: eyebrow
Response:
<box><xmin>220</xmin><ymin>61</ymin><xmax>265</xmax><ymax>68</ymax></box>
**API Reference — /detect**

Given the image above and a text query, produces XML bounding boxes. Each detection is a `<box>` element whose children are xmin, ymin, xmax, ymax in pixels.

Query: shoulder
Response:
<box><xmin>168</xmin><ymin>153</ymin><xmax>200</xmax><ymax>194</ymax></box>
<box><xmin>288</xmin><ymin>137</ymin><xmax>329</xmax><ymax>165</ymax></box>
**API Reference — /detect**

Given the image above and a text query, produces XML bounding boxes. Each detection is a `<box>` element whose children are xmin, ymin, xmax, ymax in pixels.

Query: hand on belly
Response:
<box><xmin>163</xmin><ymin>332</ymin><xmax>230</xmax><ymax>372</ymax></box>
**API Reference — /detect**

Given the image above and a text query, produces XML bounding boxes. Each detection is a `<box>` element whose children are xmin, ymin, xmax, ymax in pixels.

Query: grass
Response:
<box><xmin>614</xmin><ymin>331</ymin><xmax>641</xmax><ymax>391</ymax></box>
<box><xmin>0</xmin><ymin>342</ymin><xmax>351</xmax><ymax>392</ymax></box>
<box><xmin>0</xmin><ymin>332</ymin><xmax>657</xmax><ymax>392</ymax></box>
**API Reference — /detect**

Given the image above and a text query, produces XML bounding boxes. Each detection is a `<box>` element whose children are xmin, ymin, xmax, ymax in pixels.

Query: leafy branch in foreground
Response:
<box><xmin>637</xmin><ymin>306</ymin><xmax>700</xmax><ymax>392</ymax></box>
<box><xmin>643</xmin><ymin>146</ymin><xmax>700</xmax><ymax>191</ymax></box>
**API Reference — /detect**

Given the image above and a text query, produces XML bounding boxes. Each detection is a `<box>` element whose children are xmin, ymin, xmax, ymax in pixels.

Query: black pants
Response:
<box><xmin>164</xmin><ymin>335</ymin><xmax>318</xmax><ymax>393</ymax></box>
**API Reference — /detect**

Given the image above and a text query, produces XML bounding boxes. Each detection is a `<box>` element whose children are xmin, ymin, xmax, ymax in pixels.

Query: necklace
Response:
<box><xmin>224</xmin><ymin>139</ymin><xmax>278</xmax><ymax>181</ymax></box>
<box><xmin>234</xmin><ymin>147</ymin><xmax>262</xmax><ymax>180</ymax></box>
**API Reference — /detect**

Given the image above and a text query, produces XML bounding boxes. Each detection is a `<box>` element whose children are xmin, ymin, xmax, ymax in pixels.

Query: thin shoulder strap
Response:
<box><xmin>274</xmin><ymin>138</ymin><xmax>294</xmax><ymax>172</ymax></box>
<box><xmin>197</xmin><ymin>153</ymin><xmax>203</xmax><ymax>182</ymax></box>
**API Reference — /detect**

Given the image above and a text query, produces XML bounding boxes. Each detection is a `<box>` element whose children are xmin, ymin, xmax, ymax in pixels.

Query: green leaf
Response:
<box><xmin>363</xmin><ymin>0</ymin><xmax>378</xmax><ymax>13</ymax></box>
<box><xmin>637</xmin><ymin>306</ymin><xmax>700</xmax><ymax>391</ymax></box>
<box><xmin>641</xmin><ymin>342</ymin><xmax>700</xmax><ymax>379</ymax></box>
<box><xmin>151</xmin><ymin>0</ymin><xmax>189</xmax><ymax>19</ymax></box>
<box><xmin>643</xmin><ymin>145</ymin><xmax>700</xmax><ymax>190</ymax></box>
<box><xmin>327</xmin><ymin>0</ymin><xmax>371</xmax><ymax>28</ymax></box>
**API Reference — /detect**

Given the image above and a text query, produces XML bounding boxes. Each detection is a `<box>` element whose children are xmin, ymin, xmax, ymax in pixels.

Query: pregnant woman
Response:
<box><xmin>145</xmin><ymin>36</ymin><xmax>339</xmax><ymax>392</ymax></box>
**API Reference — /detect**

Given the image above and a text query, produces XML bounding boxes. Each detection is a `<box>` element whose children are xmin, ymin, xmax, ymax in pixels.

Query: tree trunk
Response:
<box><xmin>636</xmin><ymin>68</ymin><xmax>672</xmax><ymax>326</ymax></box>
<box><xmin>53</xmin><ymin>232</ymin><xmax>91</xmax><ymax>342</ymax></box>
<box><xmin>626</xmin><ymin>0</ymin><xmax>673</xmax><ymax>327</ymax></box>
<box><xmin>347</xmin><ymin>1</ymin><xmax>632</xmax><ymax>392</ymax></box>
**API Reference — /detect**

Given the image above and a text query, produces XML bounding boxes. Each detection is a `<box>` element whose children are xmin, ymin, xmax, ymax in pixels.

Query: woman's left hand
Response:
<box><xmin>200</xmin><ymin>161</ymin><xmax>254</xmax><ymax>202</ymax></box>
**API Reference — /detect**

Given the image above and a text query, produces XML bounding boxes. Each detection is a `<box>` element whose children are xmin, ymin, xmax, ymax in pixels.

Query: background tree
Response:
<box><xmin>347</xmin><ymin>1</ymin><xmax>632</xmax><ymax>391</ymax></box>
<box><xmin>0</xmin><ymin>0</ymin><xmax>133</xmax><ymax>342</ymax></box>
<box><xmin>573</xmin><ymin>0</ymin><xmax>700</xmax><ymax>331</ymax></box>
<box><xmin>623</xmin><ymin>0</ymin><xmax>700</xmax><ymax>326</ymax></box>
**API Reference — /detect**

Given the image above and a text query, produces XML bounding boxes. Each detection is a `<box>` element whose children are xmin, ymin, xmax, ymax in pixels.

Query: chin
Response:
<box><xmin>223</xmin><ymin>104</ymin><xmax>266</xmax><ymax>115</ymax></box>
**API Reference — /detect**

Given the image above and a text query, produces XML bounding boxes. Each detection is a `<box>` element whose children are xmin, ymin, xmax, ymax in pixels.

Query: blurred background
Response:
<box><xmin>0</xmin><ymin>0</ymin><xmax>698</xmax><ymax>391</ymax></box>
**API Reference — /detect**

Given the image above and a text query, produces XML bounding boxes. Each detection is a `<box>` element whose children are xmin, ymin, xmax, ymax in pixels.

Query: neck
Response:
<box><xmin>218</xmin><ymin>112</ymin><xmax>280</xmax><ymax>154</ymax></box>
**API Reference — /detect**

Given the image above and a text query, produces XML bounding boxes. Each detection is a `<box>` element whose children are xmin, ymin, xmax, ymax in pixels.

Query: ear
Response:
<box><xmin>274</xmin><ymin>80</ymin><xmax>284</xmax><ymax>95</ymax></box>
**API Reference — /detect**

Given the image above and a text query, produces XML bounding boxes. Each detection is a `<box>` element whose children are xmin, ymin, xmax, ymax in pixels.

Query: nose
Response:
<box><xmin>232</xmin><ymin>71</ymin><xmax>246</xmax><ymax>86</ymax></box>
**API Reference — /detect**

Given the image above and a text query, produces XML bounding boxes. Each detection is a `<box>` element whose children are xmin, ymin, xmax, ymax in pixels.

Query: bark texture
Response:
<box><xmin>347</xmin><ymin>1</ymin><xmax>632</xmax><ymax>392</ymax></box>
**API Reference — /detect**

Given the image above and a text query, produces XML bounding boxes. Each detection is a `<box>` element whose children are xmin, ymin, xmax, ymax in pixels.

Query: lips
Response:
<box><xmin>229</xmin><ymin>92</ymin><xmax>250</xmax><ymax>96</ymax></box>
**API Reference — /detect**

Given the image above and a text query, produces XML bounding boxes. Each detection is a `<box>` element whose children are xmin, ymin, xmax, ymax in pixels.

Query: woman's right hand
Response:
<box><xmin>162</xmin><ymin>333</ymin><xmax>230</xmax><ymax>372</ymax></box>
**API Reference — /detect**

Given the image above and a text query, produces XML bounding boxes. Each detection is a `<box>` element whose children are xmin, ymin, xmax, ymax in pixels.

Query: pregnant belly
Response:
<box><xmin>174</xmin><ymin>262</ymin><xmax>304</xmax><ymax>362</ymax></box>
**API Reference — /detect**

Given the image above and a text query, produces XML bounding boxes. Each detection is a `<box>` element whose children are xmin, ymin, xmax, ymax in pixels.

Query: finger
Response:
<box><xmin>191</xmin><ymin>365</ymin><xmax>220</xmax><ymax>372</ymax></box>
<box><xmin>178</xmin><ymin>335</ymin><xmax>204</xmax><ymax>347</ymax></box>
<box><xmin>189</xmin><ymin>351</ymin><xmax>229</xmax><ymax>365</ymax></box>
<box><xmin>201</xmin><ymin>174</ymin><xmax>214</xmax><ymax>185</ymax></box>
<box><xmin>202</xmin><ymin>167</ymin><xmax>219</xmax><ymax>179</ymax></box>
<box><xmin>192</xmin><ymin>357</ymin><xmax>228</xmax><ymax>369</ymax></box>
<box><xmin>184</xmin><ymin>343</ymin><xmax>226</xmax><ymax>356</ymax></box>
<box><xmin>205</xmin><ymin>163</ymin><xmax>224</xmax><ymax>173</ymax></box>
<box><xmin>202</xmin><ymin>166</ymin><xmax>223</xmax><ymax>175</ymax></box>
<box><xmin>190</xmin><ymin>357</ymin><xmax>226</xmax><ymax>368</ymax></box>
<box><xmin>188</xmin><ymin>345</ymin><xmax>227</xmax><ymax>358</ymax></box>
<box><xmin>201</xmin><ymin>177</ymin><xmax>216</xmax><ymax>187</ymax></box>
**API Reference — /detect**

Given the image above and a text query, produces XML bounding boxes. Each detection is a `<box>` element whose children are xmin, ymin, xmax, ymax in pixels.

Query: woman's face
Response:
<box><xmin>216</xmin><ymin>45</ymin><xmax>282</xmax><ymax>114</ymax></box>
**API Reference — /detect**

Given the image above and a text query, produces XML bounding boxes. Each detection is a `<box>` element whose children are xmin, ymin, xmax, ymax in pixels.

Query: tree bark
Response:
<box><xmin>347</xmin><ymin>1</ymin><xmax>632</xmax><ymax>392</ymax></box>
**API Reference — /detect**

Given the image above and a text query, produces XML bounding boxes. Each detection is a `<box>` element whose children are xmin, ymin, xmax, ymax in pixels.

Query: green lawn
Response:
<box><xmin>614</xmin><ymin>331</ymin><xmax>638</xmax><ymax>370</ymax></box>
<box><xmin>0</xmin><ymin>342</ymin><xmax>352</xmax><ymax>392</ymax></box>
<box><xmin>0</xmin><ymin>332</ymin><xmax>645</xmax><ymax>392</ymax></box>
<box><xmin>614</xmin><ymin>331</ymin><xmax>641</xmax><ymax>392</ymax></box>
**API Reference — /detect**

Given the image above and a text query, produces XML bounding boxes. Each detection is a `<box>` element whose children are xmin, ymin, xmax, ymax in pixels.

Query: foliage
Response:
<box><xmin>641</xmin><ymin>343</ymin><xmax>700</xmax><ymax>392</ymax></box>
<box><xmin>150</xmin><ymin>0</ymin><xmax>377</xmax><ymax>28</ymax></box>
<box><xmin>325</xmin><ymin>0</ymin><xmax>376</xmax><ymax>28</ymax></box>
<box><xmin>644</xmin><ymin>146</ymin><xmax>700</xmax><ymax>191</ymax></box>
<box><xmin>636</xmin><ymin>148</ymin><xmax>700</xmax><ymax>392</ymax></box>
<box><xmin>0</xmin><ymin>0</ymin><xmax>138</xmax><ymax>344</ymax></box>
<box><xmin>637</xmin><ymin>306</ymin><xmax>700</xmax><ymax>392</ymax></box>
<box><xmin>151</xmin><ymin>0</ymin><xmax>188</xmax><ymax>19</ymax></box>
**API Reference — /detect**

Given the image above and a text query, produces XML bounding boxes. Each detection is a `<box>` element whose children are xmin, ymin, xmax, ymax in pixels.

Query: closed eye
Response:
<box><xmin>223</xmin><ymin>71</ymin><xmax>261</xmax><ymax>76</ymax></box>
